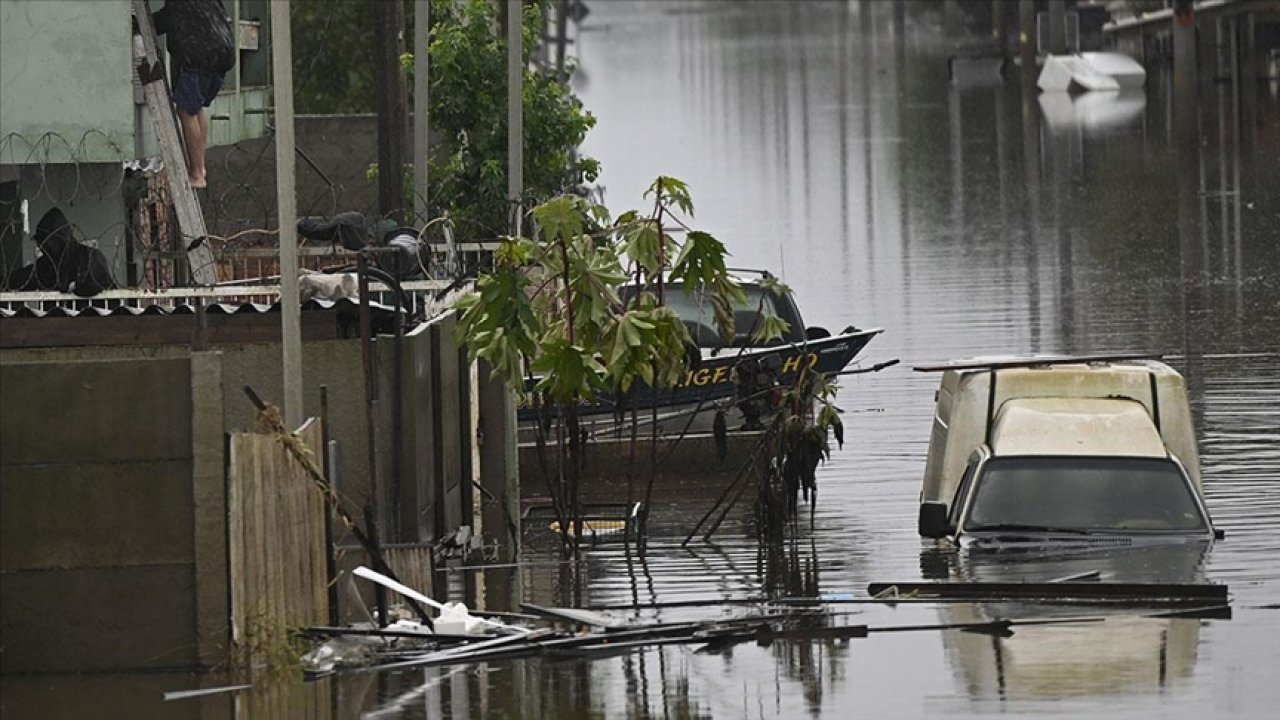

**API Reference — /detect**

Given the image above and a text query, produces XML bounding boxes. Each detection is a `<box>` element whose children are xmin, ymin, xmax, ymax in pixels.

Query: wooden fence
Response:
<box><xmin>227</xmin><ymin>418</ymin><xmax>328</xmax><ymax>665</ymax></box>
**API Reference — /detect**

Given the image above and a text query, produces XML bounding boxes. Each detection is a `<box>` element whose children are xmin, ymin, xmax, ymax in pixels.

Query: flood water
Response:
<box><xmin>6</xmin><ymin>2</ymin><xmax>1278</xmax><ymax>719</ymax></box>
<box><xmin>474</xmin><ymin>2</ymin><xmax>1279</xmax><ymax>718</ymax></box>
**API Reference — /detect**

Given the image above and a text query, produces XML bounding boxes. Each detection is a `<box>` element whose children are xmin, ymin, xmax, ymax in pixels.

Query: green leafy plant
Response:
<box><xmin>756</xmin><ymin>366</ymin><xmax>844</xmax><ymax>540</ymax></box>
<box><xmin>456</xmin><ymin>177</ymin><xmax>763</xmax><ymax>550</ymax></box>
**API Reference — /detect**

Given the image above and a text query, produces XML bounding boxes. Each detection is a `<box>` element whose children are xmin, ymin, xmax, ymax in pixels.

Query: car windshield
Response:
<box><xmin>619</xmin><ymin>284</ymin><xmax>793</xmax><ymax>347</ymax></box>
<box><xmin>964</xmin><ymin>456</ymin><xmax>1208</xmax><ymax>533</ymax></box>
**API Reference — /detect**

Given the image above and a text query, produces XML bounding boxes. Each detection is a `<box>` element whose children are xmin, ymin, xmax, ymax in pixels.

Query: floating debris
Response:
<box><xmin>163</xmin><ymin>684</ymin><xmax>253</xmax><ymax>702</ymax></box>
<box><xmin>296</xmin><ymin>573</ymin><xmax>1233</xmax><ymax>676</ymax></box>
<box><xmin>864</xmin><ymin>581</ymin><xmax>1230</xmax><ymax>604</ymax></box>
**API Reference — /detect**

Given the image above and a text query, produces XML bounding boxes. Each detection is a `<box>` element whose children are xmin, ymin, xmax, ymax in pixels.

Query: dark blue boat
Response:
<box><xmin>518</xmin><ymin>275</ymin><xmax>882</xmax><ymax>431</ymax></box>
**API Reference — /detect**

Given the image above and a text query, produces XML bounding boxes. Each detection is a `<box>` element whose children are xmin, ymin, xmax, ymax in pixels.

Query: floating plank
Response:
<box><xmin>755</xmin><ymin>624</ymin><xmax>869</xmax><ymax>641</ymax></box>
<box><xmin>306</xmin><ymin>625</ymin><xmax>439</xmax><ymax>640</ymax></box>
<box><xmin>865</xmin><ymin>581</ymin><xmax>1228</xmax><ymax>603</ymax></box>
<box><xmin>164</xmin><ymin>684</ymin><xmax>252</xmax><ymax>701</ymax></box>
<box><xmin>1145</xmin><ymin>604</ymin><xmax>1233</xmax><ymax>620</ymax></box>
<box><xmin>1050</xmin><ymin>570</ymin><xmax>1102</xmax><ymax>583</ymax></box>
<box><xmin>868</xmin><ymin>615</ymin><xmax>1104</xmax><ymax>636</ymax></box>
<box><xmin>912</xmin><ymin>353</ymin><xmax>1162</xmax><ymax>373</ymax></box>
<box><xmin>364</xmin><ymin>629</ymin><xmax>557</xmax><ymax>672</ymax></box>
<box><xmin>519</xmin><ymin>603</ymin><xmax>629</xmax><ymax>630</ymax></box>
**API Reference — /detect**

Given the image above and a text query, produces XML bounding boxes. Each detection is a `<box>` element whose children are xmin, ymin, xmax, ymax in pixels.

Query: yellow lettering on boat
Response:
<box><xmin>711</xmin><ymin>367</ymin><xmax>729</xmax><ymax>384</ymax></box>
<box><xmin>807</xmin><ymin>353</ymin><xmax>819</xmax><ymax>368</ymax></box>
<box><xmin>692</xmin><ymin>368</ymin><xmax>712</xmax><ymax>385</ymax></box>
<box><xmin>782</xmin><ymin>354</ymin><xmax>803</xmax><ymax>373</ymax></box>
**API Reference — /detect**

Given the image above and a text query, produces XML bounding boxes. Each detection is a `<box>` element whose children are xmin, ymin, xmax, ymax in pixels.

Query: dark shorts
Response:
<box><xmin>173</xmin><ymin>69</ymin><xmax>225</xmax><ymax>115</ymax></box>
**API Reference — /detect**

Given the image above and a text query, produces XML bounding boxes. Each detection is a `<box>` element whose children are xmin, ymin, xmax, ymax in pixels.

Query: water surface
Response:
<box><xmin>470</xmin><ymin>2</ymin><xmax>1280</xmax><ymax>718</ymax></box>
<box><xmin>7</xmin><ymin>2</ymin><xmax>1276</xmax><ymax>718</ymax></box>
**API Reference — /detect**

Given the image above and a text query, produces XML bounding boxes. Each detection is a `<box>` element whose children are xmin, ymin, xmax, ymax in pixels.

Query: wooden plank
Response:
<box><xmin>912</xmin><ymin>353</ymin><xmax>1163</xmax><ymax>373</ymax></box>
<box><xmin>864</xmin><ymin>581</ymin><xmax>1229</xmax><ymax>602</ymax></box>
<box><xmin>227</xmin><ymin>424</ymin><xmax>332</xmax><ymax>664</ymax></box>
<box><xmin>283</xmin><ymin>436</ymin><xmax>298</xmax><ymax>627</ymax></box>
<box><xmin>301</xmin><ymin>422</ymin><xmax>324</xmax><ymax>625</ymax></box>
<box><xmin>228</xmin><ymin>437</ymin><xmax>244</xmax><ymax>644</ymax></box>
<box><xmin>257</xmin><ymin>438</ymin><xmax>271</xmax><ymax>647</ymax></box>
<box><xmin>129</xmin><ymin>0</ymin><xmax>218</xmax><ymax>285</ymax></box>
<box><xmin>519</xmin><ymin>604</ymin><xmax>627</xmax><ymax>630</ymax></box>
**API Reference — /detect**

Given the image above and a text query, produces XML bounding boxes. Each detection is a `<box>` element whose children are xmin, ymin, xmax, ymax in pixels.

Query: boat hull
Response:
<box><xmin>517</xmin><ymin>328</ymin><xmax>881</xmax><ymax>436</ymax></box>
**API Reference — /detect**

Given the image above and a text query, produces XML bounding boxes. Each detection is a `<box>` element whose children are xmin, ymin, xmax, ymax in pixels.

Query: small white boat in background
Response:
<box><xmin>1038</xmin><ymin>52</ymin><xmax>1146</xmax><ymax>93</ymax></box>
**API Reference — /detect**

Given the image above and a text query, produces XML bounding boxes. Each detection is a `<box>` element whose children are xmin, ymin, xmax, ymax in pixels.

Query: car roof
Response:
<box><xmin>991</xmin><ymin>397</ymin><xmax>1168</xmax><ymax>457</ymax></box>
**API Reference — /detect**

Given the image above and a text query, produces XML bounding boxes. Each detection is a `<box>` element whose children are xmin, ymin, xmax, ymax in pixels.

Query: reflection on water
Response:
<box><xmin>6</xmin><ymin>2</ymin><xmax>1278</xmax><ymax>718</ymax></box>
<box><xmin>940</xmin><ymin>609</ymin><xmax>1203</xmax><ymax>700</ymax></box>
<box><xmin>945</xmin><ymin>539</ymin><xmax>1213</xmax><ymax>586</ymax></box>
<box><xmin>1037</xmin><ymin>88</ymin><xmax>1147</xmax><ymax>133</ymax></box>
<box><xmin>508</xmin><ymin>1</ymin><xmax>1279</xmax><ymax>717</ymax></box>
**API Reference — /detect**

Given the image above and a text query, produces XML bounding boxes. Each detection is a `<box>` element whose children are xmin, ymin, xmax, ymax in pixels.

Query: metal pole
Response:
<box><xmin>375</xmin><ymin>0</ymin><xmax>409</xmax><ymax>224</ymax></box>
<box><xmin>1173</xmin><ymin>0</ymin><xmax>1198</xmax><ymax>150</ymax></box>
<box><xmin>319</xmin><ymin>385</ymin><xmax>339</xmax><ymax>626</ymax></box>
<box><xmin>507</xmin><ymin>0</ymin><xmax>524</xmax><ymax>237</ymax></box>
<box><xmin>1018</xmin><ymin>0</ymin><xmax>1036</xmax><ymax>83</ymax></box>
<box><xmin>414</xmin><ymin>0</ymin><xmax>430</xmax><ymax>226</ymax></box>
<box><xmin>357</xmin><ymin>253</ymin><xmax>389</xmax><ymax>625</ymax></box>
<box><xmin>271</xmin><ymin>0</ymin><xmax>303</xmax><ymax>427</ymax></box>
<box><xmin>992</xmin><ymin>0</ymin><xmax>1004</xmax><ymax>48</ymax></box>
<box><xmin>1047</xmin><ymin>0</ymin><xmax>1066</xmax><ymax>55</ymax></box>
<box><xmin>555</xmin><ymin>0</ymin><xmax>568</xmax><ymax>79</ymax></box>
<box><xmin>944</xmin><ymin>0</ymin><xmax>959</xmax><ymax>43</ymax></box>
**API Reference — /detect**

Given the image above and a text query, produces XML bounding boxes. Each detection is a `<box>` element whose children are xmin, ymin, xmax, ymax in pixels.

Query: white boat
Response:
<box><xmin>1080</xmin><ymin>52</ymin><xmax>1147</xmax><ymax>88</ymax></box>
<box><xmin>1038</xmin><ymin>88</ymin><xmax>1146</xmax><ymax>132</ymax></box>
<box><xmin>1038</xmin><ymin>52</ymin><xmax>1146</xmax><ymax>93</ymax></box>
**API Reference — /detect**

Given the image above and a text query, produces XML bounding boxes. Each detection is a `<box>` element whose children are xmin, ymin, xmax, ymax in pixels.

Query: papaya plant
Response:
<box><xmin>456</xmin><ymin>177</ymin><xmax>759</xmax><ymax>549</ymax></box>
<box><xmin>457</xmin><ymin>176</ymin><xmax>840</xmax><ymax>551</ymax></box>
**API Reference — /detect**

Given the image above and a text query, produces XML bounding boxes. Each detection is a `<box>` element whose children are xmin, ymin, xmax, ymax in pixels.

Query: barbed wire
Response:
<box><xmin>0</xmin><ymin>124</ymin><xmax>393</xmax><ymax>295</ymax></box>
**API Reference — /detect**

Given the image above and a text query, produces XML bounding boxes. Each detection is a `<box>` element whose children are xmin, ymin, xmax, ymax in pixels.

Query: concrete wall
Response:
<box><xmin>0</xmin><ymin>355</ymin><xmax>218</xmax><ymax>673</ymax></box>
<box><xmin>205</xmin><ymin>115</ymin><xmax>383</xmax><ymax>236</ymax></box>
<box><xmin>0</xmin><ymin>337</ymin><xmax>407</xmax><ymax>548</ymax></box>
<box><xmin>0</xmin><ymin>0</ymin><xmax>134</xmax><ymax>164</ymax></box>
<box><xmin>203</xmin><ymin>114</ymin><xmax>443</xmax><ymax>236</ymax></box>
<box><xmin>0</xmin><ymin>319</ymin><xmax>519</xmax><ymax>665</ymax></box>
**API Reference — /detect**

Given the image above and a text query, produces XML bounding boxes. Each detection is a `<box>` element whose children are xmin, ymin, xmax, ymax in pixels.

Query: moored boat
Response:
<box><xmin>518</xmin><ymin>273</ymin><xmax>881</xmax><ymax>439</ymax></box>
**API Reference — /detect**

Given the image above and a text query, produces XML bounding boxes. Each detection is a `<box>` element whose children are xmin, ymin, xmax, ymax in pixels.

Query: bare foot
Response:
<box><xmin>189</xmin><ymin>174</ymin><xmax>207</xmax><ymax>189</ymax></box>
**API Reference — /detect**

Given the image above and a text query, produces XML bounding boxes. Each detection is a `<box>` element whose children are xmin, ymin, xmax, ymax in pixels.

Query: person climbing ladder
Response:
<box><xmin>152</xmin><ymin>0</ymin><xmax>236</xmax><ymax>189</ymax></box>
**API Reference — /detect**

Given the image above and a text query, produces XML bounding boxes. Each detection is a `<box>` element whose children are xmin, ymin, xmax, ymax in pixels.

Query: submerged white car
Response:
<box><xmin>914</xmin><ymin>356</ymin><xmax>1221</xmax><ymax>544</ymax></box>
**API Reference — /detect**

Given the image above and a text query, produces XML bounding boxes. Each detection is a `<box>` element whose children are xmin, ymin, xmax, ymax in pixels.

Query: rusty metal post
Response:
<box><xmin>1019</xmin><ymin>0</ymin><xmax>1036</xmax><ymax>83</ymax></box>
<box><xmin>1047</xmin><ymin>0</ymin><xmax>1067</xmax><ymax>55</ymax></box>
<box><xmin>358</xmin><ymin>253</ymin><xmax>389</xmax><ymax>625</ymax></box>
<box><xmin>320</xmin><ymin>384</ymin><xmax>339</xmax><ymax>625</ymax></box>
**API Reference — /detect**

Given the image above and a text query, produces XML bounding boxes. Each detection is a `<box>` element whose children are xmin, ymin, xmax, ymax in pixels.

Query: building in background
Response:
<box><xmin>0</xmin><ymin>0</ymin><xmax>272</xmax><ymax>288</ymax></box>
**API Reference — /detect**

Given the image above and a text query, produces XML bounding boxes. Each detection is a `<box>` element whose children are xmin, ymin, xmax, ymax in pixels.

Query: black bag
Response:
<box><xmin>162</xmin><ymin>0</ymin><xmax>235</xmax><ymax>75</ymax></box>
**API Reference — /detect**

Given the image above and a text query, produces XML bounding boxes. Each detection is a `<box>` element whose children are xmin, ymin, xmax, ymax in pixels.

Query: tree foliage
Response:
<box><xmin>457</xmin><ymin>177</ymin><xmax>742</xmax><ymax>403</ymax></box>
<box><xmin>416</xmin><ymin>0</ymin><xmax>597</xmax><ymax>239</ymax></box>
<box><xmin>290</xmin><ymin>1</ymin><xmax>377</xmax><ymax>115</ymax></box>
<box><xmin>291</xmin><ymin>0</ymin><xmax>599</xmax><ymax>239</ymax></box>
<box><xmin>456</xmin><ymin>178</ymin><xmax>772</xmax><ymax>549</ymax></box>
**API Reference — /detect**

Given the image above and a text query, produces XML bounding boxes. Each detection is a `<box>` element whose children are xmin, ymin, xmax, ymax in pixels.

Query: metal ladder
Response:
<box><xmin>130</xmin><ymin>0</ymin><xmax>219</xmax><ymax>285</ymax></box>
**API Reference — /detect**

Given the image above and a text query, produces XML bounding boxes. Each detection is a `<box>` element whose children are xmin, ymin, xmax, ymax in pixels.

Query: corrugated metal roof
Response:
<box><xmin>0</xmin><ymin>298</ymin><xmax>399</xmax><ymax>320</ymax></box>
